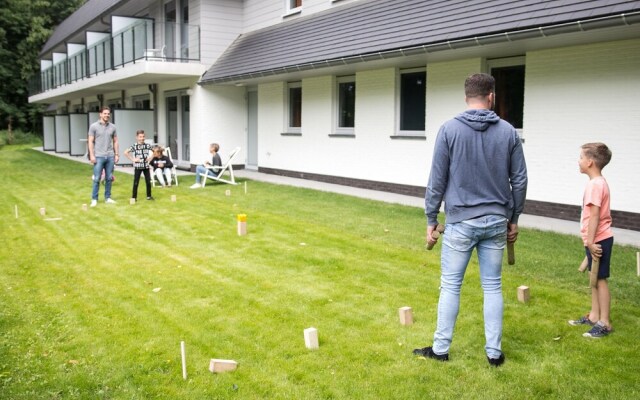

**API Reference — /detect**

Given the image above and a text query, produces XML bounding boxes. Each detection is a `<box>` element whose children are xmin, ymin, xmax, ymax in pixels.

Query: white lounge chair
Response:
<box><xmin>200</xmin><ymin>147</ymin><xmax>241</xmax><ymax>186</ymax></box>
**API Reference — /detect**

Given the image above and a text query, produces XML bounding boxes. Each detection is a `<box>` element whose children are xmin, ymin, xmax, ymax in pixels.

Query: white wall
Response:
<box><xmin>524</xmin><ymin>39</ymin><xmax>640</xmax><ymax>213</ymax></box>
<box><xmin>190</xmin><ymin>83</ymin><xmax>246</xmax><ymax>165</ymax></box>
<box><xmin>199</xmin><ymin>0</ymin><xmax>243</xmax><ymax>66</ymax></box>
<box><xmin>243</xmin><ymin>0</ymin><xmax>361</xmax><ymax>33</ymax></box>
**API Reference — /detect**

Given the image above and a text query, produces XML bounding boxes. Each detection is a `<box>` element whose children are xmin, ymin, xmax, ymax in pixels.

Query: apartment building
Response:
<box><xmin>29</xmin><ymin>0</ymin><xmax>640</xmax><ymax>229</ymax></box>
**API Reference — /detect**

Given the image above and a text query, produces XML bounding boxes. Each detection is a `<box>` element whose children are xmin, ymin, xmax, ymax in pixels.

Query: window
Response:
<box><xmin>288</xmin><ymin>0</ymin><xmax>302</xmax><ymax>11</ymax></box>
<box><xmin>398</xmin><ymin>68</ymin><xmax>426</xmax><ymax>133</ymax></box>
<box><xmin>336</xmin><ymin>76</ymin><xmax>355</xmax><ymax>133</ymax></box>
<box><xmin>132</xmin><ymin>94</ymin><xmax>151</xmax><ymax>109</ymax></box>
<box><xmin>489</xmin><ymin>57</ymin><xmax>525</xmax><ymax>131</ymax></box>
<box><xmin>107</xmin><ymin>99</ymin><xmax>122</xmax><ymax>109</ymax></box>
<box><xmin>286</xmin><ymin>82</ymin><xmax>302</xmax><ymax>133</ymax></box>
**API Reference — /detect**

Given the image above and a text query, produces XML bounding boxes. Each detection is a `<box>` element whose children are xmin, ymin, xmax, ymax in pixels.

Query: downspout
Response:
<box><xmin>149</xmin><ymin>84</ymin><xmax>158</xmax><ymax>143</ymax></box>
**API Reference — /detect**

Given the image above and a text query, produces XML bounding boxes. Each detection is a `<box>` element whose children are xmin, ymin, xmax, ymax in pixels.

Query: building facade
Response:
<box><xmin>29</xmin><ymin>0</ymin><xmax>640</xmax><ymax>230</ymax></box>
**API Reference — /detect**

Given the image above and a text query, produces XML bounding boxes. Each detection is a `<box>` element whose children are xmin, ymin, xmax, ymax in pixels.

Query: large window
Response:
<box><xmin>398</xmin><ymin>68</ymin><xmax>426</xmax><ymax>133</ymax></box>
<box><xmin>489</xmin><ymin>58</ymin><xmax>525</xmax><ymax>131</ymax></box>
<box><xmin>286</xmin><ymin>82</ymin><xmax>302</xmax><ymax>133</ymax></box>
<box><xmin>132</xmin><ymin>94</ymin><xmax>151</xmax><ymax>109</ymax></box>
<box><xmin>336</xmin><ymin>76</ymin><xmax>355</xmax><ymax>133</ymax></box>
<box><xmin>287</xmin><ymin>0</ymin><xmax>302</xmax><ymax>12</ymax></box>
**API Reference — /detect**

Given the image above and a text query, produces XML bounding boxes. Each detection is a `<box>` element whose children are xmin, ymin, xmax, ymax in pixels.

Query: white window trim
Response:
<box><xmin>284</xmin><ymin>0</ymin><xmax>302</xmax><ymax>17</ymax></box>
<box><xmin>284</xmin><ymin>81</ymin><xmax>302</xmax><ymax>134</ymax></box>
<box><xmin>334</xmin><ymin>75</ymin><xmax>356</xmax><ymax>136</ymax></box>
<box><xmin>395</xmin><ymin>67</ymin><xmax>426</xmax><ymax>137</ymax></box>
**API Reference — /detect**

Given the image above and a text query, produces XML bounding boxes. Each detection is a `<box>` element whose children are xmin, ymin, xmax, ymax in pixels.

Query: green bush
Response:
<box><xmin>0</xmin><ymin>129</ymin><xmax>42</xmax><ymax>146</ymax></box>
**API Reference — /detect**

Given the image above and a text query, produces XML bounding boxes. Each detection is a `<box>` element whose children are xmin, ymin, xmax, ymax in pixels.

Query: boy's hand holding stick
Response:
<box><xmin>589</xmin><ymin>245</ymin><xmax>602</xmax><ymax>288</ymax></box>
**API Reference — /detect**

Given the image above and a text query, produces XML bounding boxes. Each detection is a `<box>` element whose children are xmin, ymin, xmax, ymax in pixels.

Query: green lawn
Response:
<box><xmin>1</xmin><ymin>145</ymin><xmax>639</xmax><ymax>399</ymax></box>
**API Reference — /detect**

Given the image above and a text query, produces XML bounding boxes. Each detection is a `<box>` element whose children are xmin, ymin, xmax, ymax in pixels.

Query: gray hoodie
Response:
<box><xmin>425</xmin><ymin>109</ymin><xmax>528</xmax><ymax>226</ymax></box>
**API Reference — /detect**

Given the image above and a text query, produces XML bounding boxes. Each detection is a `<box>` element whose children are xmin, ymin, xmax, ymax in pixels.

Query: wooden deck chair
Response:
<box><xmin>151</xmin><ymin>147</ymin><xmax>179</xmax><ymax>187</ymax></box>
<box><xmin>200</xmin><ymin>146</ymin><xmax>241</xmax><ymax>187</ymax></box>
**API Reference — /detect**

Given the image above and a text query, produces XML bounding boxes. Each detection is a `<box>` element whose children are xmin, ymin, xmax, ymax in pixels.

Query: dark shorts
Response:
<box><xmin>585</xmin><ymin>236</ymin><xmax>613</xmax><ymax>279</ymax></box>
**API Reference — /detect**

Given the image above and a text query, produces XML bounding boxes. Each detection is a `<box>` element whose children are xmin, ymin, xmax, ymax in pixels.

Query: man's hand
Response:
<box><xmin>507</xmin><ymin>222</ymin><xmax>519</xmax><ymax>243</ymax></box>
<box><xmin>426</xmin><ymin>225</ymin><xmax>437</xmax><ymax>248</ymax></box>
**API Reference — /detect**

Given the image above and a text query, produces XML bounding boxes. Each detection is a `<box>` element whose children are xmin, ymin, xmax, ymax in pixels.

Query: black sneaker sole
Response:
<box><xmin>487</xmin><ymin>353</ymin><xmax>505</xmax><ymax>367</ymax></box>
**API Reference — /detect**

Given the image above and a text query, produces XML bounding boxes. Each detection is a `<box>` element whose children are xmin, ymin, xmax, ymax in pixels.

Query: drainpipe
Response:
<box><xmin>149</xmin><ymin>84</ymin><xmax>158</xmax><ymax>142</ymax></box>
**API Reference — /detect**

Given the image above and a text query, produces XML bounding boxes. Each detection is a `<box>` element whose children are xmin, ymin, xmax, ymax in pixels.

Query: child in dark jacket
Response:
<box><xmin>149</xmin><ymin>145</ymin><xmax>174</xmax><ymax>187</ymax></box>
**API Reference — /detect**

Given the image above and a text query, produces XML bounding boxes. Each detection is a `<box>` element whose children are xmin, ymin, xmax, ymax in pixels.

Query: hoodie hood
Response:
<box><xmin>454</xmin><ymin>109</ymin><xmax>500</xmax><ymax>131</ymax></box>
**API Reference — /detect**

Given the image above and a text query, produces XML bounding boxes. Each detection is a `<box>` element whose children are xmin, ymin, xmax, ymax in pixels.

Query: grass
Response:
<box><xmin>1</xmin><ymin>145</ymin><xmax>639</xmax><ymax>399</ymax></box>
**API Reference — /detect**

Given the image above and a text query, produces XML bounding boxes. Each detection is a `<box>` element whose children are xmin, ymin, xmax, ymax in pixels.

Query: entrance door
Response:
<box><xmin>166</xmin><ymin>90</ymin><xmax>190</xmax><ymax>167</ymax></box>
<box><xmin>247</xmin><ymin>90</ymin><xmax>258</xmax><ymax>168</ymax></box>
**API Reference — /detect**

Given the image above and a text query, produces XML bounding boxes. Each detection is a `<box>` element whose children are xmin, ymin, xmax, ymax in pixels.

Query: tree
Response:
<box><xmin>0</xmin><ymin>0</ymin><xmax>85</xmax><ymax>135</ymax></box>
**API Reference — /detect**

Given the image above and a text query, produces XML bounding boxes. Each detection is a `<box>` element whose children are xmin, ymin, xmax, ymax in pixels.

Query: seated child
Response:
<box><xmin>149</xmin><ymin>145</ymin><xmax>174</xmax><ymax>187</ymax></box>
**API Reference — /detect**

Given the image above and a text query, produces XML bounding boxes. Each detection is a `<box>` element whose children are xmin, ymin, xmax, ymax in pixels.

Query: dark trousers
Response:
<box><xmin>132</xmin><ymin>168</ymin><xmax>152</xmax><ymax>199</ymax></box>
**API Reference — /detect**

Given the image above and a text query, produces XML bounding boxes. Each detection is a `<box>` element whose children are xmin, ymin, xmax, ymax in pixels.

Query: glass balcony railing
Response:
<box><xmin>29</xmin><ymin>21</ymin><xmax>200</xmax><ymax>96</ymax></box>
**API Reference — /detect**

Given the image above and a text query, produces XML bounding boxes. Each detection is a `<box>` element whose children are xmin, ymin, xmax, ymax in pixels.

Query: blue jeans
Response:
<box><xmin>433</xmin><ymin>215</ymin><xmax>507</xmax><ymax>358</ymax></box>
<box><xmin>92</xmin><ymin>156</ymin><xmax>115</xmax><ymax>200</ymax></box>
<box><xmin>194</xmin><ymin>165</ymin><xmax>217</xmax><ymax>184</ymax></box>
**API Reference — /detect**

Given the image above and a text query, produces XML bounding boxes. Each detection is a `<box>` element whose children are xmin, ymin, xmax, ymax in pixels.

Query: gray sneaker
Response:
<box><xmin>568</xmin><ymin>315</ymin><xmax>595</xmax><ymax>326</ymax></box>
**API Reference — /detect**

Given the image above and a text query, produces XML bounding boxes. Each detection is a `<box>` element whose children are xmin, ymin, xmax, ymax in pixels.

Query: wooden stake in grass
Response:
<box><xmin>517</xmin><ymin>286</ymin><xmax>530</xmax><ymax>303</ymax></box>
<box><xmin>244</xmin><ymin>181</ymin><xmax>247</xmax><ymax>194</ymax></box>
<box><xmin>225</xmin><ymin>189</ymin><xmax>231</xmax><ymax>196</ymax></box>
<box><xmin>237</xmin><ymin>214</ymin><xmax>247</xmax><ymax>236</ymax></box>
<box><xmin>40</xmin><ymin>207</ymin><xmax>46</xmax><ymax>216</ymax></box>
<box><xmin>171</xmin><ymin>195</ymin><xmax>177</xmax><ymax>202</ymax></box>
<box><xmin>637</xmin><ymin>252</ymin><xmax>639</xmax><ymax>277</ymax></box>
<box><xmin>15</xmin><ymin>205</ymin><xmax>18</xmax><ymax>218</ymax></box>
<box><xmin>180</xmin><ymin>341</ymin><xmax>187</xmax><ymax>380</ymax></box>
<box><xmin>398</xmin><ymin>306</ymin><xmax>413</xmax><ymax>326</ymax></box>
<box><xmin>82</xmin><ymin>204</ymin><xmax>88</xmax><ymax>211</ymax></box>
<box><xmin>304</xmin><ymin>327</ymin><xmax>319</xmax><ymax>349</ymax></box>
<box><xmin>209</xmin><ymin>359</ymin><xmax>238</xmax><ymax>373</ymax></box>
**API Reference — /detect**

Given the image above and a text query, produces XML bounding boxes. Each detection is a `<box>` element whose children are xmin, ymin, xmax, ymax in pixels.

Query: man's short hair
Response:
<box><xmin>99</xmin><ymin>106</ymin><xmax>111</xmax><ymax>114</ymax></box>
<box><xmin>465</xmin><ymin>73</ymin><xmax>495</xmax><ymax>98</ymax></box>
<box><xmin>581</xmin><ymin>142</ymin><xmax>612</xmax><ymax>170</ymax></box>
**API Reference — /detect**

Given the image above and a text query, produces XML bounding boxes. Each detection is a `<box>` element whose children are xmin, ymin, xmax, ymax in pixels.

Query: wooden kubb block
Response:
<box><xmin>171</xmin><ymin>195</ymin><xmax>177</xmax><ymax>202</ymax></box>
<box><xmin>237</xmin><ymin>214</ymin><xmax>247</xmax><ymax>236</ymax></box>
<box><xmin>304</xmin><ymin>327</ymin><xmax>319</xmax><ymax>349</ymax></box>
<box><xmin>209</xmin><ymin>359</ymin><xmax>238</xmax><ymax>373</ymax></box>
<box><xmin>517</xmin><ymin>286</ymin><xmax>530</xmax><ymax>303</ymax></box>
<box><xmin>399</xmin><ymin>306</ymin><xmax>413</xmax><ymax>326</ymax></box>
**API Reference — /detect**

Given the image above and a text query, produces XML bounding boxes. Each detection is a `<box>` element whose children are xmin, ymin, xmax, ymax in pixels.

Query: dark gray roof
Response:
<box><xmin>40</xmin><ymin>0</ymin><xmax>125</xmax><ymax>56</ymax></box>
<box><xmin>201</xmin><ymin>0</ymin><xmax>640</xmax><ymax>84</ymax></box>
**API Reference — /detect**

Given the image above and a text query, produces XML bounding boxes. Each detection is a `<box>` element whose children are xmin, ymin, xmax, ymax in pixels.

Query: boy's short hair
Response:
<box><xmin>210</xmin><ymin>143</ymin><xmax>220</xmax><ymax>152</ymax></box>
<box><xmin>581</xmin><ymin>142</ymin><xmax>612</xmax><ymax>170</ymax></box>
<box><xmin>152</xmin><ymin>145</ymin><xmax>163</xmax><ymax>153</ymax></box>
<box><xmin>136</xmin><ymin>129</ymin><xmax>145</xmax><ymax>136</ymax></box>
<box><xmin>465</xmin><ymin>73</ymin><xmax>495</xmax><ymax>98</ymax></box>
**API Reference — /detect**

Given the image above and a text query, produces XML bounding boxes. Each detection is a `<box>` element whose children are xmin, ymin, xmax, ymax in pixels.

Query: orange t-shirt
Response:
<box><xmin>580</xmin><ymin>176</ymin><xmax>613</xmax><ymax>246</ymax></box>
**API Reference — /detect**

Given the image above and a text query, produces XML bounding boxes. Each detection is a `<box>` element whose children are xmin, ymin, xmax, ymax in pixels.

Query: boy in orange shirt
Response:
<box><xmin>568</xmin><ymin>142</ymin><xmax>613</xmax><ymax>338</ymax></box>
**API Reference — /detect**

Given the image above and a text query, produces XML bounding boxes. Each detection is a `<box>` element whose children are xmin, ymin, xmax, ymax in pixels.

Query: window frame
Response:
<box><xmin>395</xmin><ymin>67</ymin><xmax>426</xmax><ymax>137</ymax></box>
<box><xmin>333</xmin><ymin>75</ymin><xmax>356</xmax><ymax>136</ymax></box>
<box><xmin>284</xmin><ymin>81</ymin><xmax>302</xmax><ymax>135</ymax></box>
<box><xmin>285</xmin><ymin>0</ymin><xmax>302</xmax><ymax>15</ymax></box>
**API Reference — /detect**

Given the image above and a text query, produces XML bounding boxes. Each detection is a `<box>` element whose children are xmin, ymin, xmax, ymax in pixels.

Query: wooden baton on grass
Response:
<box><xmin>426</xmin><ymin>224</ymin><xmax>445</xmax><ymax>250</ymax></box>
<box><xmin>507</xmin><ymin>242</ymin><xmax>515</xmax><ymax>265</ymax></box>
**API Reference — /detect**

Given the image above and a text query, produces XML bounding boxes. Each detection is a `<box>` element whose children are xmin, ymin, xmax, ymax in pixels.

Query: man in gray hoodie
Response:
<box><xmin>413</xmin><ymin>73</ymin><xmax>528</xmax><ymax>366</ymax></box>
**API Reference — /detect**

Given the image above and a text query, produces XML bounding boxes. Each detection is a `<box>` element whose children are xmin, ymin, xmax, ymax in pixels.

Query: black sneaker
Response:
<box><xmin>487</xmin><ymin>353</ymin><xmax>505</xmax><ymax>367</ymax></box>
<box><xmin>412</xmin><ymin>346</ymin><xmax>449</xmax><ymax>362</ymax></box>
<box><xmin>146</xmin><ymin>196</ymin><xmax>155</xmax><ymax>201</ymax></box>
<box><xmin>568</xmin><ymin>315</ymin><xmax>596</xmax><ymax>326</ymax></box>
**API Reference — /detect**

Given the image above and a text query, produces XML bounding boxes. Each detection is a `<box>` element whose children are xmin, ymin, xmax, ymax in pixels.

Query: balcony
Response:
<box><xmin>29</xmin><ymin>21</ymin><xmax>201</xmax><ymax>98</ymax></box>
